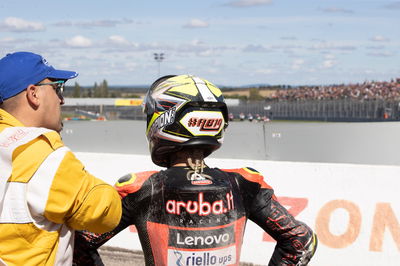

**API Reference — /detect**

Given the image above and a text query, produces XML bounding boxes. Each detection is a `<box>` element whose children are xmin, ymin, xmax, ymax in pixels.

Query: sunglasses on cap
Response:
<box><xmin>35</xmin><ymin>80</ymin><xmax>65</xmax><ymax>99</ymax></box>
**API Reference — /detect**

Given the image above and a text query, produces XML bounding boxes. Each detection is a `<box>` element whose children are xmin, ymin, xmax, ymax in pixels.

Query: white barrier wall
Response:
<box><xmin>75</xmin><ymin>152</ymin><xmax>400</xmax><ymax>266</ymax></box>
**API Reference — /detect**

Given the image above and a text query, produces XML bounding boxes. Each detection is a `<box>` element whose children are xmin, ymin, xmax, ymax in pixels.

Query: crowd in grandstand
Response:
<box><xmin>267</xmin><ymin>78</ymin><xmax>400</xmax><ymax>101</ymax></box>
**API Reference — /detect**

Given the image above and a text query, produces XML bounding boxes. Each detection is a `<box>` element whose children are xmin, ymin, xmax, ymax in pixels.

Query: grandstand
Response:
<box><xmin>62</xmin><ymin>79</ymin><xmax>400</xmax><ymax>122</ymax></box>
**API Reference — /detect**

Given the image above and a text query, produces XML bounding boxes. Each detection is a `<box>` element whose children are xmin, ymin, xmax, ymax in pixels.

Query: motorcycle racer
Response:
<box><xmin>74</xmin><ymin>74</ymin><xmax>317</xmax><ymax>266</ymax></box>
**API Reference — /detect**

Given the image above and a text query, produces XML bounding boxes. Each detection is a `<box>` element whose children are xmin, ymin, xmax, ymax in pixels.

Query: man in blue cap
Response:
<box><xmin>0</xmin><ymin>52</ymin><xmax>122</xmax><ymax>265</ymax></box>
<box><xmin>0</xmin><ymin>51</ymin><xmax>78</xmax><ymax>132</ymax></box>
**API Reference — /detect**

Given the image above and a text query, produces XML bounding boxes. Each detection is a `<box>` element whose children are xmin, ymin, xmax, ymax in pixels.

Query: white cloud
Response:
<box><xmin>0</xmin><ymin>17</ymin><xmax>44</xmax><ymax>32</ymax></box>
<box><xmin>324</xmin><ymin>54</ymin><xmax>335</xmax><ymax>60</ymax></box>
<box><xmin>174</xmin><ymin>65</ymin><xmax>186</xmax><ymax>71</ymax></box>
<box><xmin>198</xmin><ymin>49</ymin><xmax>216</xmax><ymax>57</ymax></box>
<box><xmin>365</xmin><ymin>45</ymin><xmax>385</xmax><ymax>50</ymax></box>
<box><xmin>124</xmin><ymin>61</ymin><xmax>138</xmax><ymax>71</ymax></box>
<box><xmin>65</xmin><ymin>35</ymin><xmax>92</xmax><ymax>48</ymax></box>
<box><xmin>177</xmin><ymin>40</ymin><xmax>226</xmax><ymax>54</ymax></box>
<box><xmin>256</xmin><ymin>68</ymin><xmax>274</xmax><ymax>74</ymax></box>
<box><xmin>54</xmin><ymin>19</ymin><xmax>135</xmax><ymax>28</ymax></box>
<box><xmin>310</xmin><ymin>42</ymin><xmax>356</xmax><ymax>51</ymax></box>
<box><xmin>183</xmin><ymin>19</ymin><xmax>209</xmax><ymax>28</ymax></box>
<box><xmin>280</xmin><ymin>36</ymin><xmax>297</xmax><ymax>41</ymax></box>
<box><xmin>0</xmin><ymin>37</ymin><xmax>16</xmax><ymax>43</ymax></box>
<box><xmin>191</xmin><ymin>39</ymin><xmax>206</xmax><ymax>46</ymax></box>
<box><xmin>53</xmin><ymin>21</ymin><xmax>73</xmax><ymax>27</ymax></box>
<box><xmin>322</xmin><ymin>59</ymin><xmax>336</xmax><ymax>69</ymax></box>
<box><xmin>292</xmin><ymin>59</ymin><xmax>305</xmax><ymax>70</ymax></box>
<box><xmin>370</xmin><ymin>35</ymin><xmax>389</xmax><ymax>42</ymax></box>
<box><xmin>243</xmin><ymin>44</ymin><xmax>270</xmax><ymax>52</ymax></box>
<box><xmin>108</xmin><ymin>35</ymin><xmax>131</xmax><ymax>46</ymax></box>
<box><xmin>271</xmin><ymin>44</ymin><xmax>302</xmax><ymax>50</ymax></box>
<box><xmin>363</xmin><ymin>69</ymin><xmax>374</xmax><ymax>74</ymax></box>
<box><xmin>0</xmin><ymin>36</ymin><xmax>36</xmax><ymax>48</ymax></box>
<box><xmin>205</xmin><ymin>67</ymin><xmax>220</xmax><ymax>74</ymax></box>
<box><xmin>367</xmin><ymin>51</ymin><xmax>393</xmax><ymax>57</ymax></box>
<box><xmin>225</xmin><ymin>0</ymin><xmax>272</xmax><ymax>7</ymax></box>
<box><xmin>321</xmin><ymin>7</ymin><xmax>354</xmax><ymax>14</ymax></box>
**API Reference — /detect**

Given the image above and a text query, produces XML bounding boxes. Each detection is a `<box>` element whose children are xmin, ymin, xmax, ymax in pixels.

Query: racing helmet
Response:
<box><xmin>143</xmin><ymin>74</ymin><xmax>229</xmax><ymax>167</ymax></box>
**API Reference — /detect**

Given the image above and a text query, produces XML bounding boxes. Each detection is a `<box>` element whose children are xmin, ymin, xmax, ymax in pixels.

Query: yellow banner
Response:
<box><xmin>115</xmin><ymin>99</ymin><xmax>143</xmax><ymax>106</ymax></box>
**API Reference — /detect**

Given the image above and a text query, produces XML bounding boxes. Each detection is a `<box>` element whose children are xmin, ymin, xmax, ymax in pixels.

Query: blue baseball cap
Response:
<box><xmin>0</xmin><ymin>51</ymin><xmax>78</xmax><ymax>103</ymax></box>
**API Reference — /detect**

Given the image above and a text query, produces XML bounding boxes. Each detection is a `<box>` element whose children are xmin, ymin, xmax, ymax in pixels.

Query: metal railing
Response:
<box><xmin>228</xmin><ymin>99</ymin><xmax>400</xmax><ymax>122</ymax></box>
<box><xmin>61</xmin><ymin>99</ymin><xmax>400</xmax><ymax>122</ymax></box>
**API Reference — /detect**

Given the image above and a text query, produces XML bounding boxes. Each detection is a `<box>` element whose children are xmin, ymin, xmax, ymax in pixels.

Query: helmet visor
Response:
<box><xmin>142</xmin><ymin>90</ymin><xmax>156</xmax><ymax>115</ymax></box>
<box><xmin>143</xmin><ymin>75</ymin><xmax>177</xmax><ymax>115</ymax></box>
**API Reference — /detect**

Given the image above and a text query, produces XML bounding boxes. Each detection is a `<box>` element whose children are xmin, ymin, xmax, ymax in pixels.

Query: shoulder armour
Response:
<box><xmin>223</xmin><ymin>167</ymin><xmax>272</xmax><ymax>189</ymax></box>
<box><xmin>115</xmin><ymin>171</ymin><xmax>158</xmax><ymax>198</ymax></box>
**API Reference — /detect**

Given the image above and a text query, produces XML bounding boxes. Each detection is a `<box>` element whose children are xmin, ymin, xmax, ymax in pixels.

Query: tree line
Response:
<box><xmin>65</xmin><ymin>80</ymin><xmax>144</xmax><ymax>98</ymax></box>
<box><xmin>65</xmin><ymin>80</ymin><xmax>278</xmax><ymax>101</ymax></box>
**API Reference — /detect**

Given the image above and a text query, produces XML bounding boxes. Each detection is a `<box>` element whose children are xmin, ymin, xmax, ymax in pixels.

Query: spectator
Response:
<box><xmin>0</xmin><ymin>52</ymin><xmax>122</xmax><ymax>265</ymax></box>
<box><xmin>268</xmin><ymin>79</ymin><xmax>400</xmax><ymax>101</ymax></box>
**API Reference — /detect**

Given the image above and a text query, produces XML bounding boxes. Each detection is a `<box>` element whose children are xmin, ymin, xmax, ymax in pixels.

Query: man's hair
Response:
<box><xmin>0</xmin><ymin>92</ymin><xmax>24</xmax><ymax>113</ymax></box>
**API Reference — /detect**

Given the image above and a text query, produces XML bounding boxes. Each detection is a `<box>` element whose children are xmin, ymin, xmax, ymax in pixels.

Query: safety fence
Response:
<box><xmin>61</xmin><ymin>99</ymin><xmax>400</xmax><ymax>122</ymax></box>
<box><xmin>229</xmin><ymin>99</ymin><xmax>400</xmax><ymax>122</ymax></box>
<box><xmin>62</xmin><ymin>105</ymin><xmax>145</xmax><ymax>120</ymax></box>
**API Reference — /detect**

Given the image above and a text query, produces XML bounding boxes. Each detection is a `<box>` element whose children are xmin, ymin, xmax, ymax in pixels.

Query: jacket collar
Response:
<box><xmin>0</xmin><ymin>109</ymin><xmax>25</xmax><ymax>128</ymax></box>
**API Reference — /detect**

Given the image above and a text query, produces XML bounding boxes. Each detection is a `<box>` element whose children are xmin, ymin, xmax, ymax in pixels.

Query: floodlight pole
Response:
<box><xmin>154</xmin><ymin>52</ymin><xmax>164</xmax><ymax>77</ymax></box>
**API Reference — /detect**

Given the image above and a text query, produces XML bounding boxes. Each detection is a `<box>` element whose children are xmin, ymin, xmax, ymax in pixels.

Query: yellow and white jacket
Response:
<box><xmin>0</xmin><ymin>109</ymin><xmax>122</xmax><ymax>266</ymax></box>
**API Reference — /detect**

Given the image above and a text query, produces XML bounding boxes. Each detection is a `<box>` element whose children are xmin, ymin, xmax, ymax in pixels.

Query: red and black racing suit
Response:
<box><xmin>74</xmin><ymin>166</ymin><xmax>317</xmax><ymax>266</ymax></box>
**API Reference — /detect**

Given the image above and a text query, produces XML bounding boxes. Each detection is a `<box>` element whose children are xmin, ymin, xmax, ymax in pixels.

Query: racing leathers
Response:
<box><xmin>74</xmin><ymin>166</ymin><xmax>317</xmax><ymax>266</ymax></box>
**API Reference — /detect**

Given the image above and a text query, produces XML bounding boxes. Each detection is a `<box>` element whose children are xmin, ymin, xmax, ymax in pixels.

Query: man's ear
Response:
<box><xmin>26</xmin><ymin>84</ymin><xmax>40</xmax><ymax>108</ymax></box>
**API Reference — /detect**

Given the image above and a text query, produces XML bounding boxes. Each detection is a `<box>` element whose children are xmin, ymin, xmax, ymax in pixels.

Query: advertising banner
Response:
<box><xmin>76</xmin><ymin>153</ymin><xmax>400</xmax><ymax>266</ymax></box>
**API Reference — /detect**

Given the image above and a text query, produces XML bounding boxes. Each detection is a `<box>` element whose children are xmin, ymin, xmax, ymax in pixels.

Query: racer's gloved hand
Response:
<box><xmin>296</xmin><ymin>233</ymin><xmax>318</xmax><ymax>266</ymax></box>
<box><xmin>73</xmin><ymin>230</ymin><xmax>104</xmax><ymax>266</ymax></box>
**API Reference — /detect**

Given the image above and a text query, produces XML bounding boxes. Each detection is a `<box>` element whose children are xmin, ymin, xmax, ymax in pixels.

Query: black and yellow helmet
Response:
<box><xmin>143</xmin><ymin>74</ymin><xmax>228</xmax><ymax>167</ymax></box>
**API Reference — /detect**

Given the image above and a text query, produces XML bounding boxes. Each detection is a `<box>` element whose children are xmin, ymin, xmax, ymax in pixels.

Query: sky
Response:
<box><xmin>0</xmin><ymin>0</ymin><xmax>399</xmax><ymax>87</ymax></box>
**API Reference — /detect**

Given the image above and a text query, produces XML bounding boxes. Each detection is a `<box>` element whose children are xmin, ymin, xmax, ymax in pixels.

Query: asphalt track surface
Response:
<box><xmin>62</xmin><ymin>120</ymin><xmax>400</xmax><ymax>166</ymax></box>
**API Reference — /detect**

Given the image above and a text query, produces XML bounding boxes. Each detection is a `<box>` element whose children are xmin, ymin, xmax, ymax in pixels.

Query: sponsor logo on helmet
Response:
<box><xmin>180</xmin><ymin>111</ymin><xmax>224</xmax><ymax>136</ymax></box>
<box><xmin>188</xmin><ymin>117</ymin><xmax>223</xmax><ymax>131</ymax></box>
<box><xmin>149</xmin><ymin>107</ymin><xmax>176</xmax><ymax>136</ymax></box>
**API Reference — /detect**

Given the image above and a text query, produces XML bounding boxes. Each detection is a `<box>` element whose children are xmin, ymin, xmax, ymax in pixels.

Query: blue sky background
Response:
<box><xmin>0</xmin><ymin>0</ymin><xmax>399</xmax><ymax>86</ymax></box>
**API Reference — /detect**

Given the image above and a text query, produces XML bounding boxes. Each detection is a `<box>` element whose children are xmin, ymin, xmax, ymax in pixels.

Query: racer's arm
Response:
<box><xmin>73</xmin><ymin>197</ymin><xmax>134</xmax><ymax>266</ymax></box>
<box><xmin>73</xmin><ymin>171</ymin><xmax>157</xmax><ymax>265</ymax></box>
<box><xmin>227</xmin><ymin>168</ymin><xmax>317</xmax><ymax>266</ymax></box>
<box><xmin>74</xmin><ymin>186</ymin><xmax>142</xmax><ymax>250</ymax></box>
<box><xmin>73</xmin><ymin>196</ymin><xmax>134</xmax><ymax>266</ymax></box>
<box><xmin>250</xmin><ymin>189</ymin><xmax>317</xmax><ymax>265</ymax></box>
